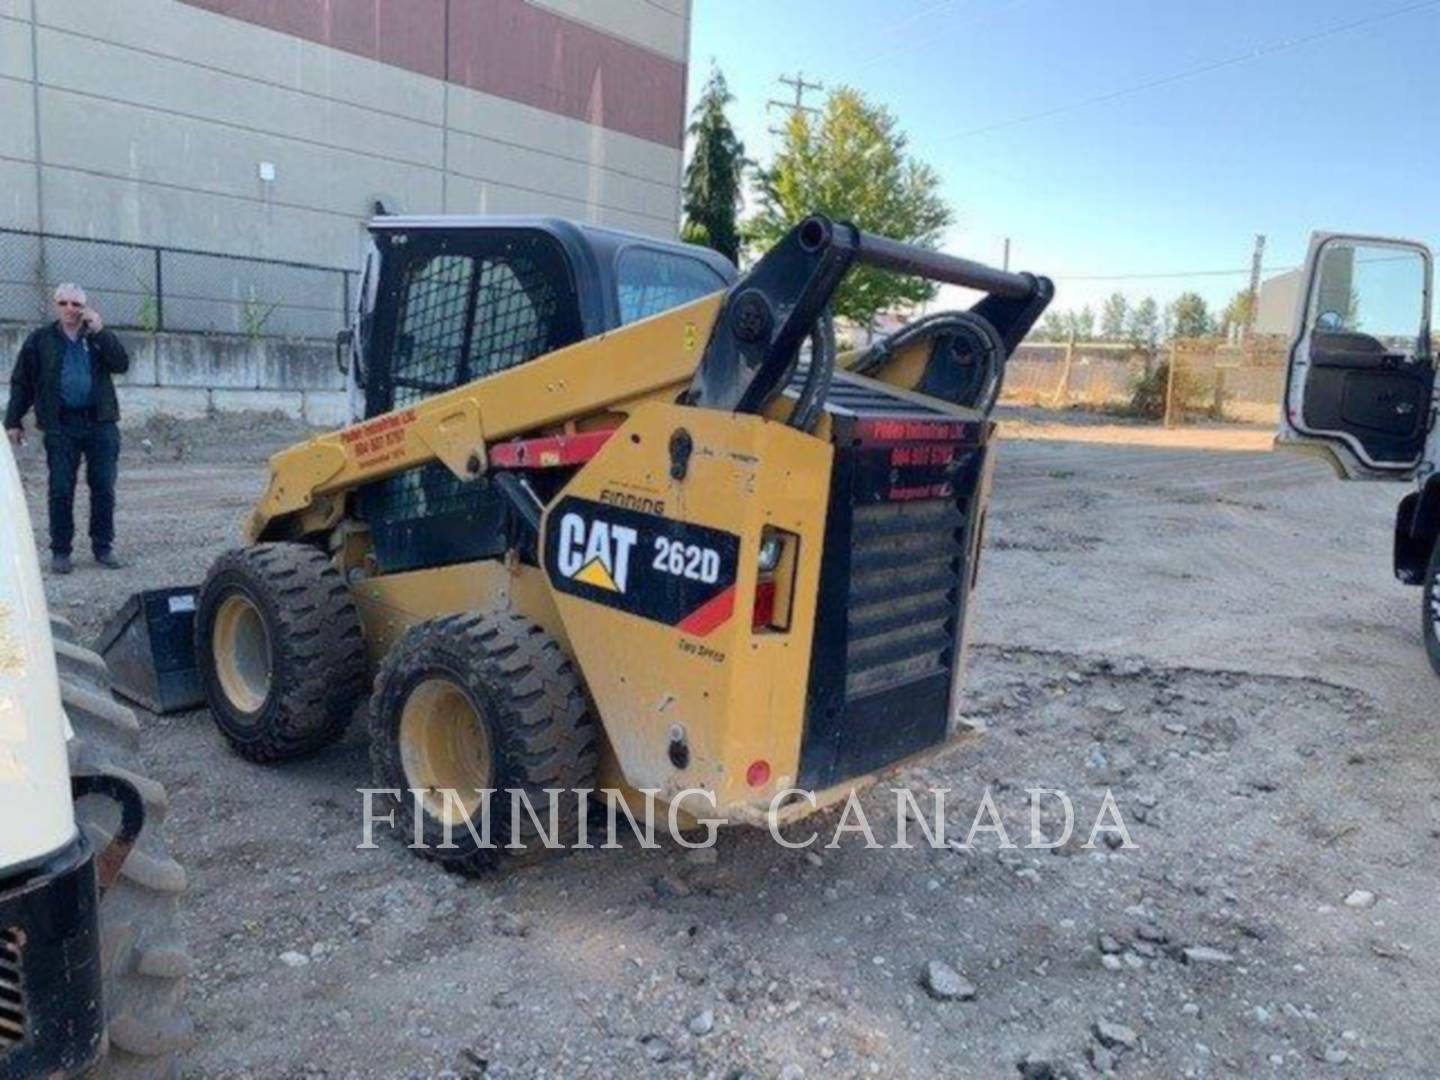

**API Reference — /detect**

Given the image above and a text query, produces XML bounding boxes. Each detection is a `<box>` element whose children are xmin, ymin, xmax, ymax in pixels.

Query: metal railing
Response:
<box><xmin>0</xmin><ymin>228</ymin><xmax>351</xmax><ymax>340</ymax></box>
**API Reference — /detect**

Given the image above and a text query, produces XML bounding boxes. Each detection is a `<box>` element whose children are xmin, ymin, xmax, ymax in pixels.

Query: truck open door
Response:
<box><xmin>1277</xmin><ymin>232</ymin><xmax>1434</xmax><ymax>479</ymax></box>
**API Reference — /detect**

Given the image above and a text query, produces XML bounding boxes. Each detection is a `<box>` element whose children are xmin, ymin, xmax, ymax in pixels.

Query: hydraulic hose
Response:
<box><xmin>787</xmin><ymin>309</ymin><xmax>836</xmax><ymax>433</ymax></box>
<box><xmin>850</xmin><ymin>310</ymin><xmax>1008</xmax><ymax>415</ymax></box>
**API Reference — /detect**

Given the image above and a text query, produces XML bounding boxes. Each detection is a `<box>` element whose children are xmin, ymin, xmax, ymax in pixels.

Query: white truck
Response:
<box><xmin>1277</xmin><ymin>230</ymin><xmax>1438</xmax><ymax>670</ymax></box>
<box><xmin>0</xmin><ymin>441</ymin><xmax>189</xmax><ymax>1076</ymax></box>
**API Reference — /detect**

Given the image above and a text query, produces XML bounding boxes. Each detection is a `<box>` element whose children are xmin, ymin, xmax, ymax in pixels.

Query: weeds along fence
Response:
<box><xmin>0</xmin><ymin>228</ymin><xmax>352</xmax><ymax>340</ymax></box>
<box><xmin>1004</xmin><ymin>335</ymin><xmax>1290</xmax><ymax>426</ymax></box>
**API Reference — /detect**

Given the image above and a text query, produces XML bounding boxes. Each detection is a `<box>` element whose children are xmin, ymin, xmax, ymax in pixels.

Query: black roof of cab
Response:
<box><xmin>367</xmin><ymin>215</ymin><xmax>737</xmax><ymax>339</ymax></box>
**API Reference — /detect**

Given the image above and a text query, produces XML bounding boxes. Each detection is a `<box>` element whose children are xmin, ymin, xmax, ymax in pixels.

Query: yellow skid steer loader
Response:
<box><xmin>194</xmin><ymin>214</ymin><xmax>1052</xmax><ymax>872</ymax></box>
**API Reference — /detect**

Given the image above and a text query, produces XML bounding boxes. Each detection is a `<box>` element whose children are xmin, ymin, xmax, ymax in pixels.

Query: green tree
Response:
<box><xmin>1220</xmin><ymin>289</ymin><xmax>1254</xmax><ymax>335</ymax></box>
<box><xmin>1101</xmin><ymin>292</ymin><xmax>1128</xmax><ymax>339</ymax></box>
<box><xmin>749</xmin><ymin>86</ymin><xmax>953</xmax><ymax>325</ymax></box>
<box><xmin>1039</xmin><ymin>310</ymin><xmax>1068</xmax><ymax>340</ymax></box>
<box><xmin>682</xmin><ymin>67</ymin><xmax>748</xmax><ymax>264</ymax></box>
<box><xmin>1127</xmin><ymin>296</ymin><xmax>1160</xmax><ymax>348</ymax></box>
<box><xmin>1169</xmin><ymin>291</ymin><xmax>1214</xmax><ymax>339</ymax></box>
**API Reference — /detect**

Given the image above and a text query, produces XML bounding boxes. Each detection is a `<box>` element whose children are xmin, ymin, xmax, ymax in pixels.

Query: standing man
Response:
<box><xmin>5</xmin><ymin>284</ymin><xmax>129</xmax><ymax>574</ymax></box>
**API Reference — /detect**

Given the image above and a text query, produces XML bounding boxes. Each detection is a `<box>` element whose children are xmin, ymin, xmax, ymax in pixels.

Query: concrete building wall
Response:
<box><xmin>0</xmin><ymin>324</ymin><xmax>349</xmax><ymax>425</ymax></box>
<box><xmin>1255</xmin><ymin>268</ymin><xmax>1303</xmax><ymax>336</ymax></box>
<box><xmin>0</xmin><ymin>0</ymin><xmax>688</xmax><ymax>270</ymax></box>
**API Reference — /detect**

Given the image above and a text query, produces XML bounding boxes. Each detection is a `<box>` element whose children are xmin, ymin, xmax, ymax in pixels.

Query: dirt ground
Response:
<box><xmin>16</xmin><ymin>408</ymin><xmax>1439</xmax><ymax>1079</ymax></box>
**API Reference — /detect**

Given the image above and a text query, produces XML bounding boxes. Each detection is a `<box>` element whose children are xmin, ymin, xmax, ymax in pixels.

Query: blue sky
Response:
<box><xmin>686</xmin><ymin>0</ymin><xmax>1440</xmax><ymax>318</ymax></box>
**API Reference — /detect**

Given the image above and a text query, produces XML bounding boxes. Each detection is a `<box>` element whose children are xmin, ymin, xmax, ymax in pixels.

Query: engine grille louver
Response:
<box><xmin>844</xmin><ymin>500</ymin><xmax>963</xmax><ymax>700</ymax></box>
<box><xmin>0</xmin><ymin>927</ymin><xmax>26</xmax><ymax>1053</ymax></box>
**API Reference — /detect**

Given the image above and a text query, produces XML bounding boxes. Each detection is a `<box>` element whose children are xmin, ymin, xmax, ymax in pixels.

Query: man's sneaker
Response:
<box><xmin>51</xmin><ymin>554</ymin><xmax>73</xmax><ymax>575</ymax></box>
<box><xmin>94</xmin><ymin>551</ymin><xmax>124</xmax><ymax>570</ymax></box>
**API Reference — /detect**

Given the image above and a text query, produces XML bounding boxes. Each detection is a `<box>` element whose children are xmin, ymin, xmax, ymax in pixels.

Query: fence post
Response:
<box><xmin>1163</xmin><ymin>341</ymin><xmax>1179</xmax><ymax>428</ymax></box>
<box><xmin>153</xmin><ymin>247</ymin><xmax>164</xmax><ymax>332</ymax></box>
<box><xmin>1051</xmin><ymin>329</ymin><xmax>1076</xmax><ymax>408</ymax></box>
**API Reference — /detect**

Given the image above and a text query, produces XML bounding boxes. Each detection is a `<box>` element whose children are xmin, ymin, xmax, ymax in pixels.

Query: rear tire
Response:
<box><xmin>56</xmin><ymin>615</ymin><xmax>192</xmax><ymax>1077</ymax></box>
<box><xmin>195</xmin><ymin>543</ymin><xmax>366</xmax><ymax>762</ymax></box>
<box><xmin>368</xmin><ymin>612</ymin><xmax>599</xmax><ymax>875</ymax></box>
<box><xmin>1422</xmin><ymin>541</ymin><xmax>1440</xmax><ymax>678</ymax></box>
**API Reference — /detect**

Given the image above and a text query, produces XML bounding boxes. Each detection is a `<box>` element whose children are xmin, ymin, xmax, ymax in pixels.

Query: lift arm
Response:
<box><xmin>246</xmin><ymin>216</ymin><xmax>1050</xmax><ymax>541</ymax></box>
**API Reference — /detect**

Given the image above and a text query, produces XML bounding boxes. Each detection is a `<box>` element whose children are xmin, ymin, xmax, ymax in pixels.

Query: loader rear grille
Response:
<box><xmin>797</xmin><ymin>407</ymin><xmax>990</xmax><ymax>790</ymax></box>
<box><xmin>845</xmin><ymin>500</ymin><xmax>964</xmax><ymax>699</ymax></box>
<box><xmin>0</xmin><ymin>928</ymin><xmax>25</xmax><ymax>1053</ymax></box>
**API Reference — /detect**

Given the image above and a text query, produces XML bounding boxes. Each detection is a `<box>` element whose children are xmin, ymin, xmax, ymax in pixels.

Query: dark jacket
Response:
<box><xmin>5</xmin><ymin>322</ymin><xmax>129</xmax><ymax>431</ymax></box>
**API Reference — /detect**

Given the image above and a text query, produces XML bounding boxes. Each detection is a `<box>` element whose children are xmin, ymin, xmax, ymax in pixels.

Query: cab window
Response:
<box><xmin>1310</xmin><ymin>241</ymin><xmax>1430</xmax><ymax>359</ymax></box>
<box><xmin>616</xmin><ymin>247</ymin><xmax>727</xmax><ymax>325</ymax></box>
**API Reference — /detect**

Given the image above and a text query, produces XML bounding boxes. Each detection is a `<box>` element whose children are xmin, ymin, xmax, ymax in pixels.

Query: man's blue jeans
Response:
<box><xmin>42</xmin><ymin>411</ymin><xmax>120</xmax><ymax>557</ymax></box>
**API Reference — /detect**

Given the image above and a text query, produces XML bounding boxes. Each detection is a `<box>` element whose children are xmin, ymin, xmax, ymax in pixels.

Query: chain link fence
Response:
<box><xmin>1002</xmin><ymin>340</ymin><xmax>1154</xmax><ymax>409</ymax></box>
<box><xmin>1165</xmin><ymin>336</ymin><xmax>1289</xmax><ymax>426</ymax></box>
<box><xmin>1003</xmin><ymin>336</ymin><xmax>1291</xmax><ymax>426</ymax></box>
<box><xmin>0</xmin><ymin>228</ymin><xmax>351</xmax><ymax>340</ymax></box>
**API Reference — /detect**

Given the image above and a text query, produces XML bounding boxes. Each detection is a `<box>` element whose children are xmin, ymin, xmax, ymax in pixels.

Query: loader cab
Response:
<box><xmin>344</xmin><ymin>216</ymin><xmax>735</xmax><ymax>420</ymax></box>
<box><xmin>340</xmin><ymin>217</ymin><xmax>735</xmax><ymax>575</ymax></box>
<box><xmin>1278</xmin><ymin>232</ymin><xmax>1434</xmax><ymax>479</ymax></box>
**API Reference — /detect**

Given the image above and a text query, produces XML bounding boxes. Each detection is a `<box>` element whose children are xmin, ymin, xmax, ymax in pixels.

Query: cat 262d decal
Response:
<box><xmin>543</xmin><ymin>496</ymin><xmax>741</xmax><ymax>635</ymax></box>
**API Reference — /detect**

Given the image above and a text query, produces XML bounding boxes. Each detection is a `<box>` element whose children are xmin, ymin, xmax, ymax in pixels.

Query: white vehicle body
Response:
<box><xmin>0</xmin><ymin>441</ymin><xmax>76</xmax><ymax>872</ymax></box>
<box><xmin>1277</xmin><ymin>230</ymin><xmax>1440</xmax><ymax>671</ymax></box>
<box><xmin>1277</xmin><ymin>230</ymin><xmax>1434</xmax><ymax>481</ymax></box>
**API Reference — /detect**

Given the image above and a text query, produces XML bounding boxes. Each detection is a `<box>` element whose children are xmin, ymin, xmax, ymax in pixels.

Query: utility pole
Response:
<box><xmin>1245</xmin><ymin>233</ymin><xmax>1266</xmax><ymax>334</ymax></box>
<box><xmin>1002</xmin><ymin>237</ymin><xmax>1011</xmax><ymax>272</ymax></box>
<box><xmin>767</xmin><ymin>71</ymin><xmax>823</xmax><ymax>137</ymax></box>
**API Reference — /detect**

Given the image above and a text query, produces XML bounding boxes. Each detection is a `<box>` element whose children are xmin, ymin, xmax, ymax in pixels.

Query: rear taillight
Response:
<box><xmin>753</xmin><ymin>527</ymin><xmax>798</xmax><ymax>633</ymax></box>
<box><xmin>752</xmin><ymin>579</ymin><xmax>777</xmax><ymax>629</ymax></box>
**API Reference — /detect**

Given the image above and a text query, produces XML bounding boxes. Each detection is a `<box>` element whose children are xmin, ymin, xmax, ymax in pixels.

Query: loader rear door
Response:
<box><xmin>1279</xmin><ymin>232</ymin><xmax>1434</xmax><ymax>478</ymax></box>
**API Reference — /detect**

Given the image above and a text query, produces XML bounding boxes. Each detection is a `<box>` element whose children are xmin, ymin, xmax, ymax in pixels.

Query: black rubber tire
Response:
<box><xmin>195</xmin><ymin>543</ymin><xmax>367</xmax><ymax>763</ymax></box>
<box><xmin>1422</xmin><ymin>541</ymin><xmax>1440</xmax><ymax>679</ymax></box>
<box><xmin>55</xmin><ymin>614</ymin><xmax>192</xmax><ymax>1077</ymax></box>
<box><xmin>369</xmin><ymin>612</ymin><xmax>599</xmax><ymax>875</ymax></box>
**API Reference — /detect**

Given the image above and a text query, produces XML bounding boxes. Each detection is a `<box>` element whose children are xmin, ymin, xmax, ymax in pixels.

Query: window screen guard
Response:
<box><xmin>360</xmin><ymin>232</ymin><xmax>581</xmax><ymax>574</ymax></box>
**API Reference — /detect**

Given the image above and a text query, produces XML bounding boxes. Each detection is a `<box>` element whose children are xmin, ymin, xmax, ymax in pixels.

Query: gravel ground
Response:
<box><xmin>17</xmin><ymin>410</ymin><xmax>1440</xmax><ymax>1079</ymax></box>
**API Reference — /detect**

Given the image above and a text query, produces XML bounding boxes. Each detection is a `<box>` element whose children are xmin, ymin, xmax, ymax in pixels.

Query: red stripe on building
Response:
<box><xmin>180</xmin><ymin>0</ymin><xmax>686</xmax><ymax>149</ymax></box>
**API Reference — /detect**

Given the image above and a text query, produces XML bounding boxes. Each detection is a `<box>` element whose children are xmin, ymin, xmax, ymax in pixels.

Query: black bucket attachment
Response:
<box><xmin>96</xmin><ymin>588</ymin><xmax>204</xmax><ymax>714</ymax></box>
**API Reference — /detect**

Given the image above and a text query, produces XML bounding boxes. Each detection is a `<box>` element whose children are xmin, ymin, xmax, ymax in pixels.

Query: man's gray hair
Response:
<box><xmin>53</xmin><ymin>282</ymin><xmax>87</xmax><ymax>304</ymax></box>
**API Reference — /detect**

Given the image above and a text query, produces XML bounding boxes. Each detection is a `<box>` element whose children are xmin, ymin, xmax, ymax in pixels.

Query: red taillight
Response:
<box><xmin>752</xmin><ymin>578</ymin><xmax>777</xmax><ymax>629</ymax></box>
<box><xmin>746</xmin><ymin>760</ymin><xmax>771</xmax><ymax>788</ymax></box>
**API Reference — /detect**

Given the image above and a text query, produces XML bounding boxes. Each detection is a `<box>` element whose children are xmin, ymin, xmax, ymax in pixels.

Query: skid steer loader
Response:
<box><xmin>0</xmin><ymin>442</ymin><xmax>190</xmax><ymax>1075</ymax></box>
<box><xmin>194</xmin><ymin>214</ymin><xmax>1052</xmax><ymax>872</ymax></box>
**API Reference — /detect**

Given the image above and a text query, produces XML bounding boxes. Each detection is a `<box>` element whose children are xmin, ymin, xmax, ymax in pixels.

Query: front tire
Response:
<box><xmin>56</xmin><ymin>615</ymin><xmax>191</xmax><ymax>1077</ymax></box>
<box><xmin>1422</xmin><ymin>541</ymin><xmax>1440</xmax><ymax>678</ymax></box>
<box><xmin>368</xmin><ymin>612</ymin><xmax>599</xmax><ymax>875</ymax></box>
<box><xmin>195</xmin><ymin>543</ymin><xmax>366</xmax><ymax>762</ymax></box>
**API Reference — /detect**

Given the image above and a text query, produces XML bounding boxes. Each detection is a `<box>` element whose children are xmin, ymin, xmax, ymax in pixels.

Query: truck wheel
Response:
<box><xmin>54</xmin><ymin>615</ymin><xmax>192</xmax><ymax>1077</ymax></box>
<box><xmin>368</xmin><ymin>612</ymin><xmax>599</xmax><ymax>875</ymax></box>
<box><xmin>1423</xmin><ymin>542</ymin><xmax>1440</xmax><ymax>678</ymax></box>
<box><xmin>196</xmin><ymin>543</ymin><xmax>366</xmax><ymax>763</ymax></box>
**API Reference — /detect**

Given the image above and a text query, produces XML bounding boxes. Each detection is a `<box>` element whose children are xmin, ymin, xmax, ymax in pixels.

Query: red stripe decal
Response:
<box><xmin>676</xmin><ymin>585</ymin><xmax>736</xmax><ymax>637</ymax></box>
<box><xmin>489</xmin><ymin>430</ymin><xmax>614</xmax><ymax>469</ymax></box>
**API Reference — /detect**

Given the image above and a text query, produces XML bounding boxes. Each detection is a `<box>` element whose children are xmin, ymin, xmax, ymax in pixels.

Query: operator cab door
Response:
<box><xmin>1279</xmin><ymin>232</ymin><xmax>1434</xmax><ymax>479</ymax></box>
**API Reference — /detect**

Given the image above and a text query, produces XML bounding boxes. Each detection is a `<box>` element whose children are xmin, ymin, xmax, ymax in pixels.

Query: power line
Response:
<box><xmin>1054</xmin><ymin>264</ymin><xmax>1298</xmax><ymax>283</ymax></box>
<box><xmin>941</xmin><ymin>0</ymin><xmax>1440</xmax><ymax>141</ymax></box>
<box><xmin>767</xmin><ymin>71</ymin><xmax>823</xmax><ymax>137</ymax></box>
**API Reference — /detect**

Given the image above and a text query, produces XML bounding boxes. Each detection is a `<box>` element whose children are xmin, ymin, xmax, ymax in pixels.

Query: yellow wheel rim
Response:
<box><xmin>212</xmin><ymin>593</ymin><xmax>272</xmax><ymax>714</ymax></box>
<box><xmin>398</xmin><ymin>677</ymin><xmax>495</xmax><ymax>826</ymax></box>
